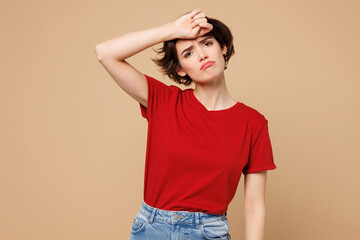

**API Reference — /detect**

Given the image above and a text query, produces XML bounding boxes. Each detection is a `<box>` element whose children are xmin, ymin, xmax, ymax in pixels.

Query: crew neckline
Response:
<box><xmin>190</xmin><ymin>89</ymin><xmax>242</xmax><ymax>113</ymax></box>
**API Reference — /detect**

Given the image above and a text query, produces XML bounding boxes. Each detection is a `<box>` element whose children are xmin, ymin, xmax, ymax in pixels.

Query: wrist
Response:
<box><xmin>160</xmin><ymin>22</ymin><xmax>178</xmax><ymax>42</ymax></box>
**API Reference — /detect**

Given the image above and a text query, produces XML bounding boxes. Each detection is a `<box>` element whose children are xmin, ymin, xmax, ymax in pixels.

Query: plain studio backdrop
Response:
<box><xmin>1</xmin><ymin>0</ymin><xmax>359</xmax><ymax>239</ymax></box>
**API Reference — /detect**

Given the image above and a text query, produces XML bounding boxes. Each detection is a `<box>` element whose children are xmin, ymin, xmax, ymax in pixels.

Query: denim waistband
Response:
<box><xmin>139</xmin><ymin>199</ymin><xmax>227</xmax><ymax>226</ymax></box>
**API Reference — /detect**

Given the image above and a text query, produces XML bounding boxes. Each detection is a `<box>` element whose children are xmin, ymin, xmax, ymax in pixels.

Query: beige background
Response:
<box><xmin>1</xmin><ymin>0</ymin><xmax>359</xmax><ymax>239</ymax></box>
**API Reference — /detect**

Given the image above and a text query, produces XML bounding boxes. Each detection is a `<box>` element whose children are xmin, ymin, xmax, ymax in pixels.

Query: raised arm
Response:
<box><xmin>94</xmin><ymin>9</ymin><xmax>212</xmax><ymax>108</ymax></box>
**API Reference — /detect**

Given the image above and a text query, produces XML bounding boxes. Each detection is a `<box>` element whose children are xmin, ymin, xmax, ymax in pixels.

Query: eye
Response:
<box><xmin>204</xmin><ymin>41</ymin><xmax>213</xmax><ymax>46</ymax></box>
<box><xmin>184</xmin><ymin>52</ymin><xmax>192</xmax><ymax>58</ymax></box>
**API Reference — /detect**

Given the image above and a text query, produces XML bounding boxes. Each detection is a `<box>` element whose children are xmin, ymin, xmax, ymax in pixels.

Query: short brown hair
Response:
<box><xmin>152</xmin><ymin>17</ymin><xmax>235</xmax><ymax>86</ymax></box>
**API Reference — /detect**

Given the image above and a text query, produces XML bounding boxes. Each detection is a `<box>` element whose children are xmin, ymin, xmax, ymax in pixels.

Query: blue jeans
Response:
<box><xmin>129</xmin><ymin>199</ymin><xmax>231</xmax><ymax>240</ymax></box>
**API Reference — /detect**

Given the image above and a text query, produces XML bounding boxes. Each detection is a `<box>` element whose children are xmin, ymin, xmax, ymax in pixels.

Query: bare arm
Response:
<box><xmin>244</xmin><ymin>171</ymin><xmax>268</xmax><ymax>240</ymax></box>
<box><xmin>94</xmin><ymin>9</ymin><xmax>212</xmax><ymax>108</ymax></box>
<box><xmin>95</xmin><ymin>22</ymin><xmax>175</xmax><ymax>61</ymax></box>
<box><xmin>94</xmin><ymin>23</ymin><xmax>175</xmax><ymax>108</ymax></box>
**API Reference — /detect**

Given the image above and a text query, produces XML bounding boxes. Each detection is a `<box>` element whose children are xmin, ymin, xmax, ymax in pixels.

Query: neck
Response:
<box><xmin>193</xmin><ymin>73</ymin><xmax>237</xmax><ymax>111</ymax></box>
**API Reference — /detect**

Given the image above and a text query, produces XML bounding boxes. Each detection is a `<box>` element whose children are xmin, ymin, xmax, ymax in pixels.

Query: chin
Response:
<box><xmin>204</xmin><ymin>71</ymin><xmax>223</xmax><ymax>81</ymax></box>
<box><xmin>194</xmin><ymin>75</ymin><xmax>219</xmax><ymax>84</ymax></box>
<box><xmin>189</xmin><ymin>68</ymin><xmax>224</xmax><ymax>83</ymax></box>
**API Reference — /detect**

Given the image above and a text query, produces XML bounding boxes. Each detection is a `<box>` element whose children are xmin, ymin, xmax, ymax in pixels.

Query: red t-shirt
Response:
<box><xmin>138</xmin><ymin>74</ymin><xmax>276</xmax><ymax>215</ymax></box>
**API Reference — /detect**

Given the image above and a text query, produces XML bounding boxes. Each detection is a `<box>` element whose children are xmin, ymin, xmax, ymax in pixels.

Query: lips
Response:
<box><xmin>200</xmin><ymin>61</ymin><xmax>215</xmax><ymax>70</ymax></box>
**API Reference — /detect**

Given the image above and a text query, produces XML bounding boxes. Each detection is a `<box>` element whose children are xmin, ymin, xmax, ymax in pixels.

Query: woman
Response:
<box><xmin>95</xmin><ymin>8</ymin><xmax>276</xmax><ymax>240</ymax></box>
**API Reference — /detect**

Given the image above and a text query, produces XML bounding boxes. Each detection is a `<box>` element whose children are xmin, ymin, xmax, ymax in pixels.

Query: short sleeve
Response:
<box><xmin>139</xmin><ymin>74</ymin><xmax>179</xmax><ymax>121</ymax></box>
<box><xmin>242</xmin><ymin>119</ymin><xmax>277</xmax><ymax>174</ymax></box>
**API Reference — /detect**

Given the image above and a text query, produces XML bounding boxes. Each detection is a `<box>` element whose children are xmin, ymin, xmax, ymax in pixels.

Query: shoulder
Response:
<box><xmin>145</xmin><ymin>74</ymin><xmax>183</xmax><ymax>92</ymax></box>
<box><xmin>239</xmin><ymin>102</ymin><xmax>268</xmax><ymax>127</ymax></box>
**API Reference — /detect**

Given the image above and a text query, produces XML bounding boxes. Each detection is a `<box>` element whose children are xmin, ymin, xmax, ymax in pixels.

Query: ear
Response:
<box><xmin>176</xmin><ymin>65</ymin><xmax>187</xmax><ymax>77</ymax></box>
<box><xmin>222</xmin><ymin>45</ymin><xmax>227</xmax><ymax>55</ymax></box>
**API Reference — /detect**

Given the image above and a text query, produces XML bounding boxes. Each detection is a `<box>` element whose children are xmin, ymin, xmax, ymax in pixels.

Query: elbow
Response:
<box><xmin>244</xmin><ymin>205</ymin><xmax>266</xmax><ymax>216</ymax></box>
<box><xmin>244</xmin><ymin>201</ymin><xmax>266</xmax><ymax>214</ymax></box>
<box><xmin>94</xmin><ymin>44</ymin><xmax>105</xmax><ymax>61</ymax></box>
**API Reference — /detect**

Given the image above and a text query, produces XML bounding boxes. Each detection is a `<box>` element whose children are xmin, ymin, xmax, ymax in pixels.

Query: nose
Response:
<box><xmin>198</xmin><ymin>47</ymin><xmax>208</xmax><ymax>62</ymax></box>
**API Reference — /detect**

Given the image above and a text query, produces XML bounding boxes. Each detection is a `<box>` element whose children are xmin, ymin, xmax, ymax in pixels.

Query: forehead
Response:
<box><xmin>175</xmin><ymin>35</ymin><xmax>216</xmax><ymax>51</ymax></box>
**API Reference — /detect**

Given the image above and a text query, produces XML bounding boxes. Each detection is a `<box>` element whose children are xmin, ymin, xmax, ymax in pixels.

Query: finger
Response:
<box><xmin>191</xmin><ymin>18</ymin><xmax>207</xmax><ymax>27</ymax></box>
<box><xmin>199</xmin><ymin>21</ymin><xmax>210</xmax><ymax>28</ymax></box>
<box><xmin>199</xmin><ymin>28</ymin><xmax>211</xmax><ymax>37</ymax></box>
<box><xmin>192</xmin><ymin>12</ymin><xmax>206</xmax><ymax>20</ymax></box>
<box><xmin>190</xmin><ymin>9</ymin><xmax>201</xmax><ymax>18</ymax></box>
<box><xmin>191</xmin><ymin>13</ymin><xmax>205</xmax><ymax>24</ymax></box>
<box><xmin>191</xmin><ymin>25</ymin><xmax>201</xmax><ymax>36</ymax></box>
<box><xmin>194</xmin><ymin>18</ymin><xmax>207</xmax><ymax>25</ymax></box>
<box><xmin>190</xmin><ymin>20</ymin><xmax>197</xmax><ymax>28</ymax></box>
<box><xmin>178</xmin><ymin>9</ymin><xmax>197</xmax><ymax>19</ymax></box>
<box><xmin>200</xmin><ymin>23</ymin><xmax>213</xmax><ymax>33</ymax></box>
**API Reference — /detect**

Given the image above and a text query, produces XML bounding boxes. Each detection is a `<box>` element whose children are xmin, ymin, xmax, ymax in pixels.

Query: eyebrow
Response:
<box><xmin>180</xmin><ymin>36</ymin><xmax>214</xmax><ymax>57</ymax></box>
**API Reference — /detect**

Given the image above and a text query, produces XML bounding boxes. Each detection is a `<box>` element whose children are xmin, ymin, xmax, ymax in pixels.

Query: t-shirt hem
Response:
<box><xmin>244</xmin><ymin>164</ymin><xmax>277</xmax><ymax>174</ymax></box>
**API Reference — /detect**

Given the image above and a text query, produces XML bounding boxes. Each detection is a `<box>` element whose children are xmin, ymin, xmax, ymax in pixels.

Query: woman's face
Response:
<box><xmin>175</xmin><ymin>35</ymin><xmax>227</xmax><ymax>84</ymax></box>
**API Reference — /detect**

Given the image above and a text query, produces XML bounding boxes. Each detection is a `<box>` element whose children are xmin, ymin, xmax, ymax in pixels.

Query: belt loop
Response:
<box><xmin>195</xmin><ymin>212</ymin><xmax>200</xmax><ymax>227</ymax></box>
<box><xmin>148</xmin><ymin>206</ymin><xmax>157</xmax><ymax>224</ymax></box>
